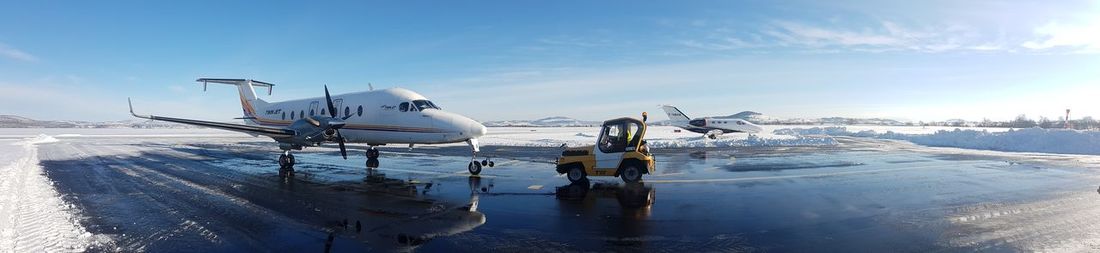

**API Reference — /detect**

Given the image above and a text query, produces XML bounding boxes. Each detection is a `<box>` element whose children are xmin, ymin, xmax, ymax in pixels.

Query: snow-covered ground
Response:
<box><xmin>776</xmin><ymin>126</ymin><xmax>1100</xmax><ymax>155</ymax></box>
<box><xmin>0</xmin><ymin>134</ymin><xmax>99</xmax><ymax>252</ymax></box>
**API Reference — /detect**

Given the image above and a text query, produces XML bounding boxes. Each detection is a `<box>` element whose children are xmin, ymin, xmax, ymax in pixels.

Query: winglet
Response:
<box><xmin>127</xmin><ymin>98</ymin><xmax>151</xmax><ymax>119</ymax></box>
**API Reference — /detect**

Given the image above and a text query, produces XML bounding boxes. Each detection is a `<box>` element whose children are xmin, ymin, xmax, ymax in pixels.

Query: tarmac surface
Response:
<box><xmin>34</xmin><ymin>134</ymin><xmax>1100</xmax><ymax>252</ymax></box>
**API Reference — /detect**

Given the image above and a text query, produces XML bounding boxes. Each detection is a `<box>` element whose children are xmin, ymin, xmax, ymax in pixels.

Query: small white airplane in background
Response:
<box><xmin>660</xmin><ymin>105</ymin><xmax>763</xmax><ymax>139</ymax></box>
<box><xmin>129</xmin><ymin>78</ymin><xmax>494</xmax><ymax>174</ymax></box>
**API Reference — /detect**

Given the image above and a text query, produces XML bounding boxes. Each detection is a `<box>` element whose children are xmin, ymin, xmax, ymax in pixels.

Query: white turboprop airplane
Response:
<box><xmin>129</xmin><ymin>78</ymin><xmax>494</xmax><ymax>174</ymax></box>
<box><xmin>660</xmin><ymin>105</ymin><xmax>763</xmax><ymax>139</ymax></box>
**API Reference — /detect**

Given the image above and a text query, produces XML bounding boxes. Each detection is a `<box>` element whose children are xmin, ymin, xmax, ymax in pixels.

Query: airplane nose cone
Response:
<box><xmin>470</xmin><ymin>121</ymin><xmax>487</xmax><ymax>137</ymax></box>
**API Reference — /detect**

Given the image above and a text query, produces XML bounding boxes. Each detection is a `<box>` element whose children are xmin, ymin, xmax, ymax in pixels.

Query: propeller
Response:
<box><xmin>325</xmin><ymin>85</ymin><xmax>348</xmax><ymax>159</ymax></box>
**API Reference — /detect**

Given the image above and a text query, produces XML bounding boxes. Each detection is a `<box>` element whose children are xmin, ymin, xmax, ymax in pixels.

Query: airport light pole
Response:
<box><xmin>1065</xmin><ymin>109</ymin><xmax>1071</xmax><ymax>129</ymax></box>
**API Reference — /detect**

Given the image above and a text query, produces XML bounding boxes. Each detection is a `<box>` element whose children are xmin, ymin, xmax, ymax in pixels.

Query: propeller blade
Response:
<box><xmin>336</xmin><ymin>131</ymin><xmax>347</xmax><ymax>159</ymax></box>
<box><xmin>324</xmin><ymin>85</ymin><xmax>338</xmax><ymax>118</ymax></box>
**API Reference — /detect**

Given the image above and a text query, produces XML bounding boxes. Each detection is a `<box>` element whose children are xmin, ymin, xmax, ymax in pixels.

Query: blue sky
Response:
<box><xmin>1</xmin><ymin>0</ymin><xmax>1098</xmax><ymax>122</ymax></box>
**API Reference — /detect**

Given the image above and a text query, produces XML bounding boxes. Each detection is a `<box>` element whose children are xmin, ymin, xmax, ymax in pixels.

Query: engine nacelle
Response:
<box><xmin>705</xmin><ymin>129</ymin><xmax>723</xmax><ymax>140</ymax></box>
<box><xmin>322</xmin><ymin>128</ymin><xmax>338</xmax><ymax>140</ymax></box>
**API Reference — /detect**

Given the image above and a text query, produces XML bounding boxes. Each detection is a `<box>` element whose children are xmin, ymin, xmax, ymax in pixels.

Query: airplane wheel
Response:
<box><xmin>567</xmin><ymin>167</ymin><xmax>586</xmax><ymax>183</ymax></box>
<box><xmin>481</xmin><ymin>160</ymin><xmax>488</xmax><ymax>166</ymax></box>
<box><xmin>287</xmin><ymin>154</ymin><xmax>295</xmax><ymax>166</ymax></box>
<box><xmin>279</xmin><ymin>154</ymin><xmax>292</xmax><ymax>168</ymax></box>
<box><xmin>468</xmin><ymin>162</ymin><xmax>482</xmax><ymax>175</ymax></box>
<box><xmin>488</xmin><ymin>161</ymin><xmax>494</xmax><ymax>167</ymax></box>
<box><xmin>366</xmin><ymin>149</ymin><xmax>379</xmax><ymax>159</ymax></box>
<box><xmin>620</xmin><ymin>164</ymin><xmax>642</xmax><ymax>183</ymax></box>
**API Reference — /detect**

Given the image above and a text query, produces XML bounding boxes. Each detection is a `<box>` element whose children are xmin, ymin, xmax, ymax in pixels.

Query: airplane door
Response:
<box><xmin>309</xmin><ymin>101</ymin><xmax>320</xmax><ymax>118</ymax></box>
<box><xmin>333</xmin><ymin>99</ymin><xmax>344</xmax><ymax>117</ymax></box>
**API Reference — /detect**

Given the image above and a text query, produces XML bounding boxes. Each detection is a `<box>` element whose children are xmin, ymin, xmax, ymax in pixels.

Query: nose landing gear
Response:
<box><xmin>466</xmin><ymin>139</ymin><xmax>494</xmax><ymax>175</ymax></box>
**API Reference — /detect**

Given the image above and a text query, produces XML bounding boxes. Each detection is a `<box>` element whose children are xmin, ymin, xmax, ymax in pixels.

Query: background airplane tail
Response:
<box><xmin>661</xmin><ymin>105</ymin><xmax>691</xmax><ymax>123</ymax></box>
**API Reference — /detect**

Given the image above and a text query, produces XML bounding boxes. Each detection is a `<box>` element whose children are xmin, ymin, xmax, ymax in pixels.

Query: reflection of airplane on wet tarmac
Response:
<box><xmin>367</xmin><ymin>191</ymin><xmax>485</xmax><ymax>250</ymax></box>
<box><xmin>337</xmin><ymin>169</ymin><xmax>485</xmax><ymax>251</ymax></box>
<box><xmin>129</xmin><ymin>78</ymin><xmax>494</xmax><ymax>174</ymax></box>
<box><xmin>660</xmin><ymin>105</ymin><xmax>763</xmax><ymax>139</ymax></box>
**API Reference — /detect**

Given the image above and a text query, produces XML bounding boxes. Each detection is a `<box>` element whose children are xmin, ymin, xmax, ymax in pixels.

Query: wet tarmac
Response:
<box><xmin>36</xmin><ymin>136</ymin><xmax>1100</xmax><ymax>252</ymax></box>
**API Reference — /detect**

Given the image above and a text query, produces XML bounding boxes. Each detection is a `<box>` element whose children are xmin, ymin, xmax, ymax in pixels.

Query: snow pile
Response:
<box><xmin>0</xmin><ymin>135</ymin><xmax>96</xmax><ymax>252</ymax></box>
<box><xmin>646</xmin><ymin>134</ymin><xmax>838</xmax><ymax>148</ymax></box>
<box><xmin>21</xmin><ymin>134</ymin><xmax>59</xmax><ymax>145</ymax></box>
<box><xmin>776</xmin><ymin>126</ymin><xmax>1100</xmax><ymax>155</ymax></box>
<box><xmin>478</xmin><ymin>126</ymin><xmax>838</xmax><ymax>148</ymax></box>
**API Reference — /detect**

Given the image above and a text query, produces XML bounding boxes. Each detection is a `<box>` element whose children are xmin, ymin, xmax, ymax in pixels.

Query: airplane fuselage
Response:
<box><xmin>241</xmin><ymin>88</ymin><xmax>486</xmax><ymax>146</ymax></box>
<box><xmin>680</xmin><ymin>117</ymin><xmax>762</xmax><ymax>134</ymax></box>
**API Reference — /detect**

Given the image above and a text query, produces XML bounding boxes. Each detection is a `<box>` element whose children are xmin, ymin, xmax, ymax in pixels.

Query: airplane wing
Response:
<box><xmin>128</xmin><ymin>98</ymin><xmax>296</xmax><ymax>138</ymax></box>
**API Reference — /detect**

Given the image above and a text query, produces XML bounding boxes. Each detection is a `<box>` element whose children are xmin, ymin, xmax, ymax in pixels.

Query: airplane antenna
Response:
<box><xmin>203</xmin><ymin>81</ymin><xmax>208</xmax><ymax>92</ymax></box>
<box><xmin>368</xmin><ymin>83</ymin><xmax>374</xmax><ymax>91</ymax></box>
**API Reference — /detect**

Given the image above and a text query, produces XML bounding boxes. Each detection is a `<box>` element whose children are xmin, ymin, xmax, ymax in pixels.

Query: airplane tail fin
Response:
<box><xmin>196</xmin><ymin>78</ymin><xmax>273</xmax><ymax>123</ymax></box>
<box><xmin>660</xmin><ymin>105</ymin><xmax>691</xmax><ymax>122</ymax></box>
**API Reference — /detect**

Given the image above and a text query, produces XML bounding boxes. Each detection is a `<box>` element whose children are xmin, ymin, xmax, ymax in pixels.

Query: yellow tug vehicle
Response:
<box><xmin>555</xmin><ymin>113</ymin><xmax>656</xmax><ymax>183</ymax></box>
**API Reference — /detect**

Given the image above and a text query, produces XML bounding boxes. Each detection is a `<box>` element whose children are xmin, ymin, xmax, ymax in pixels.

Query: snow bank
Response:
<box><xmin>479</xmin><ymin>126</ymin><xmax>838</xmax><ymax>148</ymax></box>
<box><xmin>776</xmin><ymin>126</ymin><xmax>1100</xmax><ymax>155</ymax></box>
<box><xmin>646</xmin><ymin>135</ymin><xmax>837</xmax><ymax>148</ymax></box>
<box><xmin>0</xmin><ymin>135</ymin><xmax>97</xmax><ymax>252</ymax></box>
<box><xmin>20</xmin><ymin>134</ymin><xmax>59</xmax><ymax>145</ymax></box>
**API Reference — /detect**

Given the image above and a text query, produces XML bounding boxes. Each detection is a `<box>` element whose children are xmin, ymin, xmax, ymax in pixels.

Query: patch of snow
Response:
<box><xmin>0</xmin><ymin>135</ymin><xmax>101</xmax><ymax>252</ymax></box>
<box><xmin>775</xmin><ymin>126</ymin><xmax>1100</xmax><ymax>155</ymax></box>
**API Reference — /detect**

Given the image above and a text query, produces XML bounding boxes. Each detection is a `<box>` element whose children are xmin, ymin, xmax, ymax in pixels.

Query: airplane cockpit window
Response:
<box><xmin>412</xmin><ymin>100</ymin><xmax>439</xmax><ymax>111</ymax></box>
<box><xmin>399</xmin><ymin>102</ymin><xmax>410</xmax><ymax>112</ymax></box>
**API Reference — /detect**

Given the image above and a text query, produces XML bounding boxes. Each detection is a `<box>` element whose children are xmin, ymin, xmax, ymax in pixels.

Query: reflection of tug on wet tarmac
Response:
<box><xmin>556</xmin><ymin>113</ymin><xmax>656</xmax><ymax>183</ymax></box>
<box><xmin>555</xmin><ymin>182</ymin><xmax>656</xmax><ymax>210</ymax></box>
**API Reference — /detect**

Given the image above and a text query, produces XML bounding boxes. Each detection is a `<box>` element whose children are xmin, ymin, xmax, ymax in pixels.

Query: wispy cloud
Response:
<box><xmin>537</xmin><ymin>35</ymin><xmax>614</xmax><ymax>48</ymax></box>
<box><xmin>1021</xmin><ymin>19</ymin><xmax>1100</xmax><ymax>53</ymax></box>
<box><xmin>681</xmin><ymin>20</ymin><xmax>993</xmax><ymax>53</ymax></box>
<box><xmin>0</xmin><ymin>42</ymin><xmax>39</xmax><ymax>62</ymax></box>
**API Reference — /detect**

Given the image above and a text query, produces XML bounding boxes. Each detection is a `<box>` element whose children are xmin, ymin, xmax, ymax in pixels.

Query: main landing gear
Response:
<box><xmin>278</xmin><ymin>150</ymin><xmax>296</xmax><ymax>176</ymax></box>
<box><xmin>278</xmin><ymin>151</ymin><xmax>296</xmax><ymax>168</ymax></box>
<box><xmin>365</xmin><ymin>146</ymin><xmax>380</xmax><ymax>168</ymax></box>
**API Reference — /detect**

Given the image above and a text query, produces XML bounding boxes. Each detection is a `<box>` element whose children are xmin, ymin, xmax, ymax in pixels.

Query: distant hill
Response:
<box><xmin>0</xmin><ymin>115</ymin><xmax>202</xmax><ymax>129</ymax></box>
<box><xmin>483</xmin><ymin>116</ymin><xmax>600</xmax><ymax>127</ymax></box>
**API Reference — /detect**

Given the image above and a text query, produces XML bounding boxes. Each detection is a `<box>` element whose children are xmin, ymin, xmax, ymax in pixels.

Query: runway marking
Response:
<box><xmin>645</xmin><ymin>161</ymin><xmax>993</xmax><ymax>184</ymax></box>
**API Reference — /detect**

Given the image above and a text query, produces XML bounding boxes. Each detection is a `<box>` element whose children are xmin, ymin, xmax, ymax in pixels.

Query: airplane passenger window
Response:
<box><xmin>282</xmin><ymin>112</ymin><xmax>286</xmax><ymax>120</ymax></box>
<box><xmin>399</xmin><ymin>102</ymin><xmax>409</xmax><ymax>112</ymax></box>
<box><xmin>321</xmin><ymin>109</ymin><xmax>326</xmax><ymax>115</ymax></box>
<box><xmin>290</xmin><ymin>111</ymin><xmax>295</xmax><ymax>120</ymax></box>
<box><xmin>310</xmin><ymin>110</ymin><xmax>315</xmax><ymax>116</ymax></box>
<box><xmin>344</xmin><ymin>106</ymin><xmax>350</xmax><ymax>117</ymax></box>
<box><xmin>300</xmin><ymin>111</ymin><xmax>304</xmax><ymax>119</ymax></box>
<box><xmin>357</xmin><ymin>105</ymin><xmax>363</xmax><ymax>116</ymax></box>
